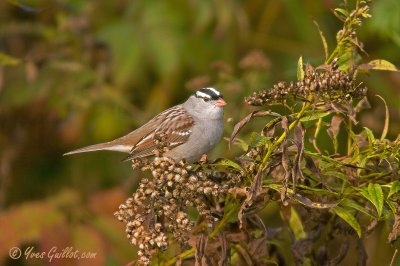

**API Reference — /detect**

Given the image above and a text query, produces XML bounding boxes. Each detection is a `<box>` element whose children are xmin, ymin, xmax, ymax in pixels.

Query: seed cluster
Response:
<box><xmin>245</xmin><ymin>62</ymin><xmax>367</xmax><ymax>106</ymax></box>
<box><xmin>115</xmin><ymin>157</ymin><xmax>242</xmax><ymax>265</ymax></box>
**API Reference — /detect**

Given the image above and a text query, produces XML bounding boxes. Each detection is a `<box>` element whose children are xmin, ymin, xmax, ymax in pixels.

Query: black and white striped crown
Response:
<box><xmin>194</xmin><ymin>87</ymin><xmax>223</xmax><ymax>100</ymax></box>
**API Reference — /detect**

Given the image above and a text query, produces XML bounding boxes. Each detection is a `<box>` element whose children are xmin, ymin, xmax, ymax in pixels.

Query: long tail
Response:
<box><xmin>63</xmin><ymin>141</ymin><xmax>132</xmax><ymax>156</ymax></box>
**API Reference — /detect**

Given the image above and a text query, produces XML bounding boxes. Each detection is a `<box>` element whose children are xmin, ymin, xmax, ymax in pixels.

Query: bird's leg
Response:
<box><xmin>199</xmin><ymin>154</ymin><xmax>208</xmax><ymax>164</ymax></box>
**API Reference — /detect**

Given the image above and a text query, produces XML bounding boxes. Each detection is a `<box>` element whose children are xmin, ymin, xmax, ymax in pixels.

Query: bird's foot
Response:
<box><xmin>199</xmin><ymin>154</ymin><xmax>208</xmax><ymax>164</ymax></box>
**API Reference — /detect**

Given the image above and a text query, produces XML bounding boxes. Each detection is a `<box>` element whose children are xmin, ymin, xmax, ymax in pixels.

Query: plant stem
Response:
<box><xmin>164</xmin><ymin>203</ymin><xmax>239</xmax><ymax>265</ymax></box>
<box><xmin>260</xmin><ymin>101</ymin><xmax>311</xmax><ymax>171</ymax></box>
<box><xmin>347</xmin><ymin>117</ymin><xmax>352</xmax><ymax>155</ymax></box>
<box><xmin>164</xmin><ymin>247</ymin><xmax>195</xmax><ymax>266</ymax></box>
<box><xmin>209</xmin><ymin>205</ymin><xmax>238</xmax><ymax>238</ymax></box>
<box><xmin>313</xmin><ymin>117</ymin><xmax>323</xmax><ymax>153</ymax></box>
<box><xmin>390</xmin><ymin>249</ymin><xmax>398</xmax><ymax>266</ymax></box>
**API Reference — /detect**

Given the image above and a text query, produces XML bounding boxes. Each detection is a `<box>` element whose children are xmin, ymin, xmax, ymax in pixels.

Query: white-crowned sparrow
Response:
<box><xmin>64</xmin><ymin>88</ymin><xmax>226</xmax><ymax>162</ymax></box>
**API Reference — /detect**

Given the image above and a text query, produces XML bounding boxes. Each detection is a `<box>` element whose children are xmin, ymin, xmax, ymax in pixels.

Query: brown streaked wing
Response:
<box><xmin>126</xmin><ymin>106</ymin><xmax>194</xmax><ymax>159</ymax></box>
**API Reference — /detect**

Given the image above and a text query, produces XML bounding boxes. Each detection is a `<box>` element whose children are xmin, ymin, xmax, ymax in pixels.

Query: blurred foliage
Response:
<box><xmin>0</xmin><ymin>0</ymin><xmax>399</xmax><ymax>265</ymax></box>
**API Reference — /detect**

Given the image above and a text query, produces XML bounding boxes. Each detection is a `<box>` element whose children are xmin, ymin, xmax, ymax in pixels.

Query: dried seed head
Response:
<box><xmin>114</xmin><ymin>156</ymin><xmax>243</xmax><ymax>265</ymax></box>
<box><xmin>245</xmin><ymin>61</ymin><xmax>367</xmax><ymax>106</ymax></box>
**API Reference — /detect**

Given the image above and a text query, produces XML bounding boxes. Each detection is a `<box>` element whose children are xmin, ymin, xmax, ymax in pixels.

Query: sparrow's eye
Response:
<box><xmin>203</xmin><ymin>97</ymin><xmax>210</xmax><ymax>102</ymax></box>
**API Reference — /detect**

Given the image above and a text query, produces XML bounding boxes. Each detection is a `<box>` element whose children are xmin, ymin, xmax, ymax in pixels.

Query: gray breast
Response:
<box><xmin>165</xmin><ymin>116</ymin><xmax>224</xmax><ymax>163</ymax></box>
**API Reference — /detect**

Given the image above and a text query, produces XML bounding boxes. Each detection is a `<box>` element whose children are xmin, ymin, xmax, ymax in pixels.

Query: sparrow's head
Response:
<box><xmin>193</xmin><ymin>87</ymin><xmax>226</xmax><ymax>107</ymax></box>
<box><xmin>184</xmin><ymin>87</ymin><xmax>226</xmax><ymax>118</ymax></box>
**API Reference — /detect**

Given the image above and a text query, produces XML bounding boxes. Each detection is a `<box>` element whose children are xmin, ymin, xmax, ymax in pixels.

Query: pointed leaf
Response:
<box><xmin>362</xmin><ymin>127</ymin><xmax>375</xmax><ymax>145</ymax></box>
<box><xmin>288</xmin><ymin>207</ymin><xmax>306</xmax><ymax>240</ymax></box>
<box><xmin>232</xmin><ymin>137</ymin><xmax>249</xmax><ymax>152</ymax></box>
<box><xmin>248</xmin><ymin>132</ymin><xmax>269</xmax><ymax>148</ymax></box>
<box><xmin>296</xmin><ymin>185</ymin><xmax>337</xmax><ymax>195</ymax></box>
<box><xmin>327</xmin><ymin>115</ymin><xmax>343</xmax><ymax>153</ymax></box>
<box><xmin>229</xmin><ymin>110</ymin><xmax>279</xmax><ymax>144</ymax></box>
<box><xmin>376</xmin><ymin>95</ymin><xmax>389</xmax><ymax>140</ymax></box>
<box><xmin>385</xmin><ymin>200</ymin><xmax>396</xmax><ymax>216</ymax></box>
<box><xmin>297</xmin><ymin>56</ymin><xmax>304</xmax><ymax>80</ymax></box>
<box><xmin>299</xmin><ymin>111</ymin><xmax>331</xmax><ymax>122</ymax></box>
<box><xmin>222</xmin><ymin>196</ymin><xmax>241</xmax><ymax>223</ymax></box>
<box><xmin>334</xmin><ymin>8</ymin><xmax>349</xmax><ymax>17</ymax></box>
<box><xmin>360</xmin><ymin>184</ymin><xmax>384</xmax><ymax>217</ymax></box>
<box><xmin>388</xmin><ymin>181</ymin><xmax>400</xmax><ymax>198</ymax></box>
<box><xmin>332</xmin><ymin>207</ymin><xmax>362</xmax><ymax>237</ymax></box>
<box><xmin>211</xmin><ymin>159</ymin><xmax>244</xmax><ymax>172</ymax></box>
<box><xmin>360</xmin><ymin>59</ymin><xmax>399</xmax><ymax>72</ymax></box>
<box><xmin>313</xmin><ymin>21</ymin><xmax>329</xmax><ymax>61</ymax></box>
<box><xmin>368</xmin><ymin>183</ymin><xmax>384</xmax><ymax>218</ymax></box>
<box><xmin>340</xmin><ymin>198</ymin><xmax>373</xmax><ymax>218</ymax></box>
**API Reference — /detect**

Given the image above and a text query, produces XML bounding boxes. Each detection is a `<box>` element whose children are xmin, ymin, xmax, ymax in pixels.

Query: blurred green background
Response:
<box><xmin>0</xmin><ymin>0</ymin><xmax>399</xmax><ymax>265</ymax></box>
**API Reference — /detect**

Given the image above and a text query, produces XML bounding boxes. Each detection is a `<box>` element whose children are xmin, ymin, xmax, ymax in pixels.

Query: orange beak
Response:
<box><xmin>215</xmin><ymin>98</ymin><xmax>227</xmax><ymax>107</ymax></box>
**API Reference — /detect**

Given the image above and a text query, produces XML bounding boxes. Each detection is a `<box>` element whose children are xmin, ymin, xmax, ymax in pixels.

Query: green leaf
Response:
<box><xmin>385</xmin><ymin>200</ymin><xmax>397</xmax><ymax>216</ymax></box>
<box><xmin>332</xmin><ymin>206</ymin><xmax>362</xmax><ymax>238</ymax></box>
<box><xmin>305</xmin><ymin>151</ymin><xmax>344</xmax><ymax>168</ymax></box>
<box><xmin>296</xmin><ymin>185</ymin><xmax>339</xmax><ymax>195</ymax></box>
<box><xmin>314</xmin><ymin>21</ymin><xmax>329</xmax><ymax>61</ymax></box>
<box><xmin>288</xmin><ymin>207</ymin><xmax>306</xmax><ymax>240</ymax></box>
<box><xmin>297</xmin><ymin>56</ymin><xmax>304</xmax><ymax>80</ymax></box>
<box><xmin>367</xmin><ymin>59</ymin><xmax>399</xmax><ymax>71</ymax></box>
<box><xmin>248</xmin><ymin>132</ymin><xmax>269</xmax><ymax>148</ymax></box>
<box><xmin>221</xmin><ymin>196</ymin><xmax>241</xmax><ymax>223</ymax></box>
<box><xmin>362</xmin><ymin>127</ymin><xmax>375</xmax><ymax>145</ymax></box>
<box><xmin>0</xmin><ymin>52</ymin><xmax>20</xmax><ymax>65</ymax></box>
<box><xmin>368</xmin><ymin>184</ymin><xmax>384</xmax><ymax>218</ymax></box>
<box><xmin>376</xmin><ymin>95</ymin><xmax>389</xmax><ymax>140</ymax></box>
<box><xmin>360</xmin><ymin>184</ymin><xmax>384</xmax><ymax>217</ymax></box>
<box><xmin>334</xmin><ymin>8</ymin><xmax>349</xmax><ymax>18</ymax></box>
<box><xmin>388</xmin><ymin>181</ymin><xmax>400</xmax><ymax>198</ymax></box>
<box><xmin>299</xmin><ymin>111</ymin><xmax>330</xmax><ymax>122</ymax></box>
<box><xmin>336</xmin><ymin>47</ymin><xmax>353</xmax><ymax>71</ymax></box>
<box><xmin>234</xmin><ymin>138</ymin><xmax>249</xmax><ymax>152</ymax></box>
<box><xmin>211</xmin><ymin>159</ymin><xmax>244</xmax><ymax>172</ymax></box>
<box><xmin>340</xmin><ymin>198</ymin><xmax>373</xmax><ymax>218</ymax></box>
<box><xmin>265</xmin><ymin>183</ymin><xmax>282</xmax><ymax>192</ymax></box>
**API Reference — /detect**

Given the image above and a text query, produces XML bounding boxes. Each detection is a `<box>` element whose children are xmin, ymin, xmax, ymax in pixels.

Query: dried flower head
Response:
<box><xmin>245</xmin><ymin>61</ymin><xmax>367</xmax><ymax>106</ymax></box>
<box><xmin>114</xmin><ymin>157</ymin><xmax>242</xmax><ymax>265</ymax></box>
